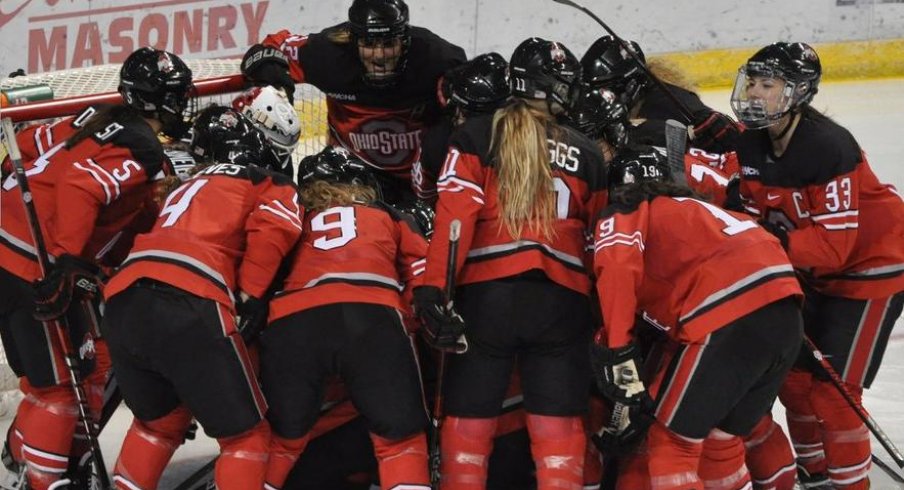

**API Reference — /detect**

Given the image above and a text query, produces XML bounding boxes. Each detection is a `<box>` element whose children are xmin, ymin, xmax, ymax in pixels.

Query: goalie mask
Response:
<box><xmin>607</xmin><ymin>145</ymin><xmax>671</xmax><ymax>192</ymax></box>
<box><xmin>565</xmin><ymin>84</ymin><xmax>629</xmax><ymax>149</ymax></box>
<box><xmin>119</xmin><ymin>47</ymin><xmax>195</xmax><ymax>139</ymax></box>
<box><xmin>581</xmin><ymin>36</ymin><xmax>647</xmax><ymax>109</ymax></box>
<box><xmin>189</xmin><ymin>106</ymin><xmax>283</xmax><ymax>172</ymax></box>
<box><xmin>348</xmin><ymin>0</ymin><xmax>411</xmax><ymax>87</ymax></box>
<box><xmin>730</xmin><ymin>42</ymin><xmax>821</xmax><ymax>129</ymax></box>
<box><xmin>297</xmin><ymin>145</ymin><xmax>378</xmax><ymax>190</ymax></box>
<box><xmin>232</xmin><ymin>86</ymin><xmax>300</xmax><ymax>173</ymax></box>
<box><xmin>509</xmin><ymin>37</ymin><xmax>582</xmax><ymax>115</ymax></box>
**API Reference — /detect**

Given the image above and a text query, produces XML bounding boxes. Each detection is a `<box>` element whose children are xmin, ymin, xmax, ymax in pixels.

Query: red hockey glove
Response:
<box><xmin>241</xmin><ymin>44</ymin><xmax>296</xmax><ymax>104</ymax></box>
<box><xmin>413</xmin><ymin>286</ymin><xmax>468</xmax><ymax>354</ymax></box>
<box><xmin>33</xmin><ymin>254</ymin><xmax>102</xmax><ymax>322</ymax></box>
<box><xmin>690</xmin><ymin>110</ymin><xmax>742</xmax><ymax>153</ymax></box>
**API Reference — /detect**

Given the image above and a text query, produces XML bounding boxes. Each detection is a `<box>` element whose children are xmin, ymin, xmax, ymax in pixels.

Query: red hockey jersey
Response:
<box><xmin>593</xmin><ymin>196</ymin><xmax>802</xmax><ymax>348</ymax></box>
<box><xmin>684</xmin><ymin>147</ymin><xmax>740</xmax><ymax>208</ymax></box>
<box><xmin>422</xmin><ymin>114</ymin><xmax>609</xmax><ymax>295</ymax></box>
<box><xmin>0</xmin><ymin>106</ymin><xmax>167</xmax><ymax>282</ymax></box>
<box><xmin>736</xmin><ymin>113</ymin><xmax>904</xmax><ymax>299</ymax></box>
<box><xmin>105</xmin><ymin>163</ymin><xmax>303</xmax><ymax>309</ymax></box>
<box><xmin>269</xmin><ymin>202</ymin><xmax>427</xmax><ymax>322</ymax></box>
<box><xmin>262</xmin><ymin>25</ymin><xmax>465</xmax><ymax>180</ymax></box>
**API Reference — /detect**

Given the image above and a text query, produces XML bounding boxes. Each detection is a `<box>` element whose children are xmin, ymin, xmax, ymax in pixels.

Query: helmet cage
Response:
<box><xmin>730</xmin><ymin>65</ymin><xmax>805</xmax><ymax>129</ymax></box>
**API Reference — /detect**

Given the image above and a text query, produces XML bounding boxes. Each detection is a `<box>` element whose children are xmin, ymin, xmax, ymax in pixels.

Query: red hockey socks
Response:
<box><xmin>698</xmin><ymin>429</ymin><xmax>751</xmax><ymax>490</ymax></box>
<box><xmin>370</xmin><ymin>431</ymin><xmax>430</xmax><ymax>489</ymax></box>
<box><xmin>264</xmin><ymin>433</ymin><xmax>311</xmax><ymax>490</ymax></box>
<box><xmin>583</xmin><ymin>397</ymin><xmax>606</xmax><ymax>488</ymax></box>
<box><xmin>646</xmin><ymin>422</ymin><xmax>703</xmax><ymax>490</ymax></box>
<box><xmin>112</xmin><ymin>405</ymin><xmax>193</xmax><ymax>490</ymax></box>
<box><xmin>615</xmin><ymin>446</ymin><xmax>652</xmax><ymax>490</ymax></box>
<box><xmin>526</xmin><ymin>414</ymin><xmax>586</xmax><ymax>490</ymax></box>
<box><xmin>742</xmin><ymin>415</ymin><xmax>796</xmax><ymax>490</ymax></box>
<box><xmin>810</xmin><ymin>379</ymin><xmax>870</xmax><ymax>489</ymax></box>
<box><xmin>215</xmin><ymin>419</ymin><xmax>271</xmax><ymax>490</ymax></box>
<box><xmin>439</xmin><ymin>416</ymin><xmax>497</xmax><ymax>489</ymax></box>
<box><xmin>17</xmin><ymin>383</ymin><xmax>78</xmax><ymax>490</ymax></box>
<box><xmin>778</xmin><ymin>369</ymin><xmax>826</xmax><ymax>479</ymax></box>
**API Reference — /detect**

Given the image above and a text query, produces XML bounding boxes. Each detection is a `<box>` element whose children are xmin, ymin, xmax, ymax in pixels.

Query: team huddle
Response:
<box><xmin>1</xmin><ymin>0</ymin><xmax>903</xmax><ymax>489</ymax></box>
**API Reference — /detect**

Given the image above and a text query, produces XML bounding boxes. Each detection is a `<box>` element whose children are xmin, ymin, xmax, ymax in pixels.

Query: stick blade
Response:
<box><xmin>664</xmin><ymin>119</ymin><xmax>688</xmax><ymax>186</ymax></box>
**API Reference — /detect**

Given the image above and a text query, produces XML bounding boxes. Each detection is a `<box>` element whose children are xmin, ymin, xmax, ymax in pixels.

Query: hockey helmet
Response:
<box><xmin>509</xmin><ymin>37</ymin><xmax>582</xmax><ymax>113</ymax></box>
<box><xmin>232</xmin><ymin>85</ymin><xmax>300</xmax><ymax>173</ymax></box>
<box><xmin>730</xmin><ymin>42</ymin><xmax>821</xmax><ymax>129</ymax></box>
<box><xmin>565</xmin><ymin>84</ymin><xmax>629</xmax><ymax>149</ymax></box>
<box><xmin>348</xmin><ymin>0</ymin><xmax>411</xmax><ymax>87</ymax></box>
<box><xmin>607</xmin><ymin>145</ymin><xmax>671</xmax><ymax>191</ymax></box>
<box><xmin>189</xmin><ymin>105</ymin><xmax>283</xmax><ymax>172</ymax></box>
<box><xmin>119</xmin><ymin>47</ymin><xmax>195</xmax><ymax>139</ymax></box>
<box><xmin>441</xmin><ymin>52</ymin><xmax>511</xmax><ymax>116</ymax></box>
<box><xmin>580</xmin><ymin>36</ymin><xmax>647</xmax><ymax>109</ymax></box>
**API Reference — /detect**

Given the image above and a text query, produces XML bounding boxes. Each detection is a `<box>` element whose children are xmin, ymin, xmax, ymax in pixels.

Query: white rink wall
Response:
<box><xmin>2</xmin><ymin>0</ymin><xmax>904</xmax><ymax>76</ymax></box>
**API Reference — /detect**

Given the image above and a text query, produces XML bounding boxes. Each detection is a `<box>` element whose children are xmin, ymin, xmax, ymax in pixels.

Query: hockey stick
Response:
<box><xmin>1</xmin><ymin>118</ymin><xmax>112</xmax><ymax>489</ymax></box>
<box><xmin>872</xmin><ymin>454</ymin><xmax>904</xmax><ymax>484</ymax></box>
<box><xmin>803</xmin><ymin>335</ymin><xmax>904</xmax><ymax>468</ymax></box>
<box><xmin>549</xmin><ymin>0</ymin><xmax>694</xmax><ymax>123</ymax></box>
<box><xmin>429</xmin><ymin>219</ymin><xmax>462</xmax><ymax>489</ymax></box>
<box><xmin>664</xmin><ymin>119</ymin><xmax>689</xmax><ymax>186</ymax></box>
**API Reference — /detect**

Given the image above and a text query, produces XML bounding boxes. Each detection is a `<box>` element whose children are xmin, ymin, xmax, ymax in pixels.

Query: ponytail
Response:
<box><xmin>65</xmin><ymin>105</ymin><xmax>144</xmax><ymax>149</ymax></box>
<box><xmin>490</xmin><ymin>99</ymin><xmax>557</xmax><ymax>240</ymax></box>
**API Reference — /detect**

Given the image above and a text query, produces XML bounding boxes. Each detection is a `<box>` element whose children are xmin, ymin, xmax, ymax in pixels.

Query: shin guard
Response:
<box><xmin>264</xmin><ymin>433</ymin><xmax>310</xmax><ymax>490</ymax></box>
<box><xmin>526</xmin><ymin>414</ymin><xmax>585</xmax><ymax>490</ymax></box>
<box><xmin>698</xmin><ymin>429</ymin><xmax>751</xmax><ymax>490</ymax></box>
<box><xmin>778</xmin><ymin>369</ymin><xmax>825</xmax><ymax>477</ymax></box>
<box><xmin>646</xmin><ymin>422</ymin><xmax>703</xmax><ymax>490</ymax></box>
<box><xmin>810</xmin><ymin>380</ymin><xmax>870</xmax><ymax>489</ymax></box>
<box><xmin>439</xmin><ymin>416</ymin><xmax>497</xmax><ymax>490</ymax></box>
<box><xmin>742</xmin><ymin>415</ymin><xmax>795</xmax><ymax>490</ymax></box>
<box><xmin>112</xmin><ymin>406</ymin><xmax>193</xmax><ymax>490</ymax></box>
<box><xmin>18</xmin><ymin>384</ymin><xmax>78</xmax><ymax>490</ymax></box>
<box><xmin>371</xmin><ymin>431</ymin><xmax>430</xmax><ymax>489</ymax></box>
<box><xmin>216</xmin><ymin>419</ymin><xmax>271</xmax><ymax>490</ymax></box>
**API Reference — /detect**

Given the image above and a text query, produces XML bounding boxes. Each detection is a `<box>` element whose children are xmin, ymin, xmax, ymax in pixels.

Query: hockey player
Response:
<box><xmin>0</xmin><ymin>47</ymin><xmax>192</xmax><ymax>490</ymax></box>
<box><xmin>414</xmin><ymin>51</ymin><xmax>511</xmax><ymax>202</ymax></box>
<box><xmin>240</xmin><ymin>0</ymin><xmax>466</xmax><ymax>203</ymax></box>
<box><xmin>580</xmin><ymin>36</ymin><xmax>741</xmax><ymax>153</ymax></box>
<box><xmin>100</xmin><ymin>105</ymin><xmax>302</xmax><ymax>490</ymax></box>
<box><xmin>232</xmin><ymin>85</ymin><xmax>301</xmax><ymax>177</ymax></box>
<box><xmin>730</xmin><ymin>42</ymin><xmax>904</xmax><ymax>489</ymax></box>
<box><xmin>592</xmin><ymin>150</ymin><xmax>804</xmax><ymax>490</ymax></box>
<box><xmin>261</xmin><ymin>146</ymin><xmax>430</xmax><ymax>490</ymax></box>
<box><xmin>415</xmin><ymin>37</ymin><xmax>607</xmax><ymax>489</ymax></box>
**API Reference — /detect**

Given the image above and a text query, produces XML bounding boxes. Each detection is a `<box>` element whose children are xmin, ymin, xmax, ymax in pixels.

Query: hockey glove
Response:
<box><xmin>759</xmin><ymin>220</ymin><xmax>790</xmax><ymax>251</ymax></box>
<box><xmin>690</xmin><ymin>110</ymin><xmax>742</xmax><ymax>154</ymax></box>
<box><xmin>413</xmin><ymin>286</ymin><xmax>468</xmax><ymax>354</ymax></box>
<box><xmin>590</xmin><ymin>342</ymin><xmax>648</xmax><ymax>405</ymax></box>
<box><xmin>33</xmin><ymin>254</ymin><xmax>102</xmax><ymax>322</ymax></box>
<box><xmin>241</xmin><ymin>44</ymin><xmax>296</xmax><ymax>103</ymax></box>
<box><xmin>591</xmin><ymin>399</ymin><xmax>656</xmax><ymax>456</ymax></box>
<box><xmin>236</xmin><ymin>294</ymin><xmax>267</xmax><ymax>344</ymax></box>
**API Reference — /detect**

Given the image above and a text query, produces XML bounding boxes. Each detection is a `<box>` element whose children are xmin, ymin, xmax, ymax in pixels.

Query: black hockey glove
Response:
<box><xmin>723</xmin><ymin>175</ymin><xmax>743</xmax><ymax>213</ymax></box>
<box><xmin>33</xmin><ymin>254</ymin><xmax>102</xmax><ymax>322</ymax></box>
<box><xmin>241</xmin><ymin>44</ymin><xmax>296</xmax><ymax>103</ymax></box>
<box><xmin>590</xmin><ymin>342</ymin><xmax>648</xmax><ymax>405</ymax></box>
<box><xmin>759</xmin><ymin>220</ymin><xmax>790</xmax><ymax>251</ymax></box>
<box><xmin>413</xmin><ymin>286</ymin><xmax>468</xmax><ymax>354</ymax></box>
<box><xmin>690</xmin><ymin>110</ymin><xmax>742</xmax><ymax>154</ymax></box>
<box><xmin>591</xmin><ymin>398</ymin><xmax>656</xmax><ymax>456</ymax></box>
<box><xmin>236</xmin><ymin>294</ymin><xmax>267</xmax><ymax>344</ymax></box>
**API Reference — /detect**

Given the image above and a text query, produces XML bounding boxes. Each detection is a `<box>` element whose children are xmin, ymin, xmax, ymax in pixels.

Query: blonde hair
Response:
<box><xmin>647</xmin><ymin>57</ymin><xmax>696</xmax><ymax>92</ymax></box>
<box><xmin>490</xmin><ymin>99</ymin><xmax>557</xmax><ymax>240</ymax></box>
<box><xmin>299</xmin><ymin>180</ymin><xmax>377</xmax><ymax>212</ymax></box>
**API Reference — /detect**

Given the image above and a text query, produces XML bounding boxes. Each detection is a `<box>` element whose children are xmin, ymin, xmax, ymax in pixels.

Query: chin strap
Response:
<box><xmin>771</xmin><ymin>111</ymin><xmax>799</xmax><ymax>141</ymax></box>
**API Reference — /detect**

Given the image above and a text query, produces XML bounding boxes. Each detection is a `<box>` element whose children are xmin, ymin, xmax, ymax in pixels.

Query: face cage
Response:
<box><xmin>730</xmin><ymin>68</ymin><xmax>799</xmax><ymax>129</ymax></box>
<box><xmin>357</xmin><ymin>35</ymin><xmax>409</xmax><ymax>87</ymax></box>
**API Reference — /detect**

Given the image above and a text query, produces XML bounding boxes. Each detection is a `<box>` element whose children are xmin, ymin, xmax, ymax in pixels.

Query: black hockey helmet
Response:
<box><xmin>509</xmin><ymin>37</ymin><xmax>582</xmax><ymax>113</ymax></box>
<box><xmin>119</xmin><ymin>47</ymin><xmax>195</xmax><ymax>139</ymax></box>
<box><xmin>565</xmin><ymin>84</ymin><xmax>629</xmax><ymax>149</ymax></box>
<box><xmin>189</xmin><ymin>105</ymin><xmax>282</xmax><ymax>171</ymax></box>
<box><xmin>607</xmin><ymin>145</ymin><xmax>671</xmax><ymax>191</ymax></box>
<box><xmin>394</xmin><ymin>199</ymin><xmax>436</xmax><ymax>237</ymax></box>
<box><xmin>441</xmin><ymin>52</ymin><xmax>511</xmax><ymax>115</ymax></box>
<box><xmin>730</xmin><ymin>42</ymin><xmax>822</xmax><ymax>129</ymax></box>
<box><xmin>580</xmin><ymin>36</ymin><xmax>647</xmax><ymax>109</ymax></box>
<box><xmin>348</xmin><ymin>0</ymin><xmax>411</xmax><ymax>87</ymax></box>
<box><xmin>297</xmin><ymin>145</ymin><xmax>377</xmax><ymax>189</ymax></box>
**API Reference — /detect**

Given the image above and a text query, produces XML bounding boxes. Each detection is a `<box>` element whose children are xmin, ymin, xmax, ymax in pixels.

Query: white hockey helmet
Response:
<box><xmin>232</xmin><ymin>85</ymin><xmax>301</xmax><ymax>165</ymax></box>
